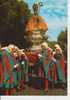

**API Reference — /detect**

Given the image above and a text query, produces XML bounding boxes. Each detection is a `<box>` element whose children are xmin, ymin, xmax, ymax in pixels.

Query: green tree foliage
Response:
<box><xmin>0</xmin><ymin>0</ymin><xmax>31</xmax><ymax>48</ymax></box>
<box><xmin>57</xmin><ymin>29</ymin><xmax>67</xmax><ymax>60</ymax></box>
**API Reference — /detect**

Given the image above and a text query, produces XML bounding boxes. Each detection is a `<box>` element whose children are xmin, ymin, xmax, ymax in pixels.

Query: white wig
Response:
<box><xmin>41</xmin><ymin>42</ymin><xmax>48</xmax><ymax>49</ymax></box>
<box><xmin>55</xmin><ymin>44</ymin><xmax>62</xmax><ymax>53</ymax></box>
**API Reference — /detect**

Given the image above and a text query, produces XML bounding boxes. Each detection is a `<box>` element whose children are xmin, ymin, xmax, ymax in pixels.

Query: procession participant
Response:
<box><xmin>0</xmin><ymin>46</ymin><xmax>11</xmax><ymax>95</ymax></box>
<box><xmin>17</xmin><ymin>50</ymin><xmax>28</xmax><ymax>86</ymax></box>
<box><xmin>0</xmin><ymin>48</ymin><xmax>17</xmax><ymax>95</ymax></box>
<box><xmin>21</xmin><ymin>50</ymin><xmax>28</xmax><ymax>84</ymax></box>
<box><xmin>46</xmin><ymin>47</ymin><xmax>54</xmax><ymax>82</ymax></box>
<box><xmin>12</xmin><ymin>51</ymin><xmax>21</xmax><ymax>91</ymax></box>
<box><xmin>37</xmin><ymin>42</ymin><xmax>58</xmax><ymax>91</ymax></box>
<box><xmin>34</xmin><ymin>42</ymin><xmax>52</xmax><ymax>92</ymax></box>
<box><xmin>8</xmin><ymin>45</ymin><xmax>23</xmax><ymax>91</ymax></box>
<box><xmin>33</xmin><ymin>50</ymin><xmax>42</xmax><ymax>76</ymax></box>
<box><xmin>25</xmin><ymin>49</ymin><xmax>33</xmax><ymax>77</ymax></box>
<box><xmin>54</xmin><ymin>44</ymin><xmax>66</xmax><ymax>89</ymax></box>
<box><xmin>0</xmin><ymin>45</ymin><xmax>4</xmax><ymax>95</ymax></box>
<box><xmin>25</xmin><ymin>49</ymin><xmax>41</xmax><ymax>88</ymax></box>
<box><xmin>42</xmin><ymin>46</ymin><xmax>53</xmax><ymax>91</ymax></box>
<box><xmin>51</xmin><ymin>51</ymin><xmax>58</xmax><ymax>84</ymax></box>
<box><xmin>7</xmin><ymin>45</ymin><xmax>22</xmax><ymax>94</ymax></box>
<box><xmin>39</xmin><ymin>42</ymin><xmax>50</xmax><ymax>92</ymax></box>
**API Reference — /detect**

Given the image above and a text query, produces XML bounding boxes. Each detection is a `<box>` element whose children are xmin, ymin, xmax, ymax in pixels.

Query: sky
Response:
<box><xmin>23</xmin><ymin>0</ymin><xmax>67</xmax><ymax>41</ymax></box>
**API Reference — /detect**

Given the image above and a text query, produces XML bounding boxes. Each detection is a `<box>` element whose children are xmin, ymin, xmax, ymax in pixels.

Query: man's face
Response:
<box><xmin>41</xmin><ymin>45</ymin><xmax>46</xmax><ymax>51</ymax></box>
<box><xmin>56</xmin><ymin>49</ymin><xmax>60</xmax><ymax>54</ymax></box>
